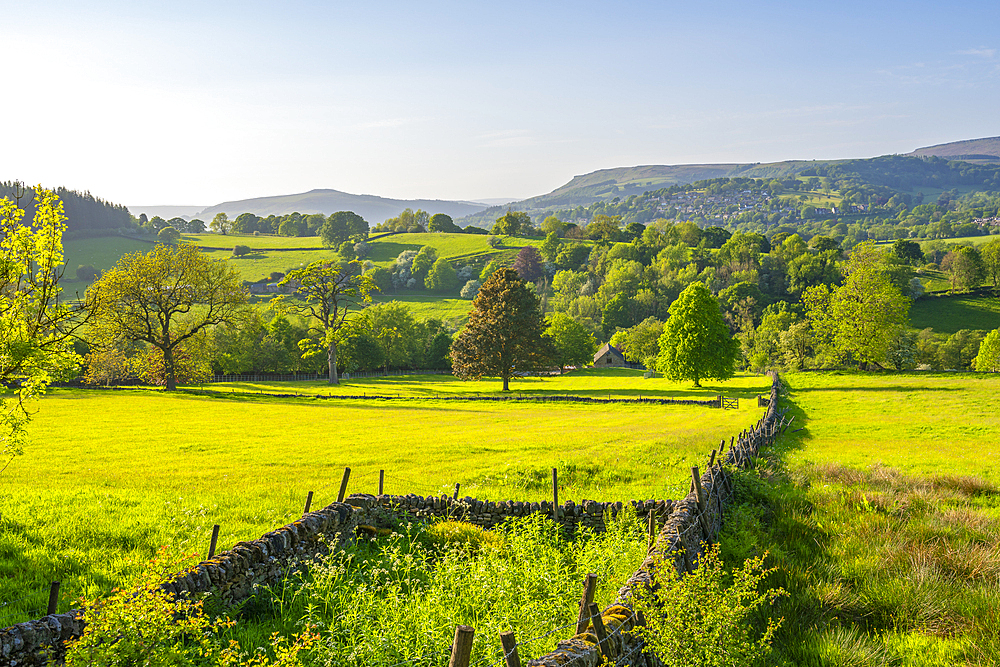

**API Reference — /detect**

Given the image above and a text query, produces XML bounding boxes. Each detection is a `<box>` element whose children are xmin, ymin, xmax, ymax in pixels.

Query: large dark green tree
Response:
<box><xmin>320</xmin><ymin>211</ymin><xmax>369</xmax><ymax>248</ymax></box>
<box><xmin>491</xmin><ymin>210</ymin><xmax>531</xmax><ymax>237</ymax></box>
<box><xmin>450</xmin><ymin>268</ymin><xmax>554</xmax><ymax>391</ymax></box>
<box><xmin>655</xmin><ymin>282</ymin><xmax>739</xmax><ymax>386</ymax></box>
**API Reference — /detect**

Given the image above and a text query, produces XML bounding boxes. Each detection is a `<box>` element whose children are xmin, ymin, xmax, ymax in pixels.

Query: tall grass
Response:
<box><xmin>723</xmin><ymin>452</ymin><xmax>1000</xmax><ymax>665</ymax></box>
<box><xmin>222</xmin><ymin>511</ymin><xmax>646</xmax><ymax>665</ymax></box>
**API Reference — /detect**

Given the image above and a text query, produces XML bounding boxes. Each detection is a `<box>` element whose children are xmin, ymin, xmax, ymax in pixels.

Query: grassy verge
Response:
<box><xmin>717</xmin><ymin>371</ymin><xmax>1000</xmax><ymax>665</ymax></box>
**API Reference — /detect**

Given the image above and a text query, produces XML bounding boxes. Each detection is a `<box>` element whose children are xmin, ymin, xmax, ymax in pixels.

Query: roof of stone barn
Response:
<box><xmin>593</xmin><ymin>342</ymin><xmax>626</xmax><ymax>363</ymax></box>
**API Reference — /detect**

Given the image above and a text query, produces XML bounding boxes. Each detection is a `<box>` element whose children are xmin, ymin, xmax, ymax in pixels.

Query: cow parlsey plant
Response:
<box><xmin>632</xmin><ymin>544</ymin><xmax>786</xmax><ymax>667</ymax></box>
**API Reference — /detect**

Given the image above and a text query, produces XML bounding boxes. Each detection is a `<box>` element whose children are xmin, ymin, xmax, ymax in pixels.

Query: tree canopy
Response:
<box><xmin>320</xmin><ymin>211</ymin><xmax>369</xmax><ymax>248</ymax></box>
<box><xmin>276</xmin><ymin>260</ymin><xmax>375</xmax><ymax>384</ymax></box>
<box><xmin>450</xmin><ymin>268</ymin><xmax>554</xmax><ymax>390</ymax></box>
<box><xmin>491</xmin><ymin>211</ymin><xmax>531</xmax><ymax>237</ymax></box>
<box><xmin>86</xmin><ymin>243</ymin><xmax>248</xmax><ymax>390</ymax></box>
<box><xmin>1</xmin><ymin>187</ymin><xmax>81</xmax><ymax>468</ymax></box>
<box><xmin>655</xmin><ymin>282</ymin><xmax>739</xmax><ymax>386</ymax></box>
<box><xmin>546</xmin><ymin>312</ymin><xmax>597</xmax><ymax>373</ymax></box>
<box><xmin>804</xmin><ymin>241</ymin><xmax>910</xmax><ymax>369</ymax></box>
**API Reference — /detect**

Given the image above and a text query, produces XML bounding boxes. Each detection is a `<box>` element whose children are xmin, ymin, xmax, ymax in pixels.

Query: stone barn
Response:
<box><xmin>593</xmin><ymin>342</ymin><xmax>628</xmax><ymax>367</ymax></box>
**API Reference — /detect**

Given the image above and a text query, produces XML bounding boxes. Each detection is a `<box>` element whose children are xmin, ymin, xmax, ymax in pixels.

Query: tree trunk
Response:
<box><xmin>328</xmin><ymin>339</ymin><xmax>339</xmax><ymax>385</ymax></box>
<box><xmin>502</xmin><ymin>374</ymin><xmax>509</xmax><ymax>391</ymax></box>
<box><xmin>164</xmin><ymin>346</ymin><xmax>177</xmax><ymax>391</ymax></box>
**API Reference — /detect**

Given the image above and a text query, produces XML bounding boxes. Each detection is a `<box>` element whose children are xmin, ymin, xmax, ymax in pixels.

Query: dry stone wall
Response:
<box><xmin>0</xmin><ymin>502</ymin><xmax>357</xmax><ymax>667</ymax></box>
<box><xmin>346</xmin><ymin>493</ymin><xmax>672</xmax><ymax>533</ymax></box>
<box><xmin>521</xmin><ymin>373</ymin><xmax>785</xmax><ymax>667</ymax></box>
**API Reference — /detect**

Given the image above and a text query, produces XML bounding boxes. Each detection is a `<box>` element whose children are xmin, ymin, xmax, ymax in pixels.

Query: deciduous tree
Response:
<box><xmin>209</xmin><ymin>212</ymin><xmax>231</xmax><ymax>235</ymax></box>
<box><xmin>450</xmin><ymin>268</ymin><xmax>554</xmax><ymax>391</ymax></box>
<box><xmin>428</xmin><ymin>213</ymin><xmax>460</xmax><ymax>233</ymax></box>
<box><xmin>1</xmin><ymin>187</ymin><xmax>81</xmax><ymax>468</ymax></box>
<box><xmin>275</xmin><ymin>260</ymin><xmax>375</xmax><ymax>384</ymax></box>
<box><xmin>655</xmin><ymin>282</ymin><xmax>739</xmax><ymax>386</ymax></box>
<box><xmin>491</xmin><ymin>210</ymin><xmax>531</xmax><ymax>237</ymax></box>
<box><xmin>86</xmin><ymin>244</ymin><xmax>248</xmax><ymax>390</ymax></box>
<box><xmin>546</xmin><ymin>312</ymin><xmax>597</xmax><ymax>373</ymax></box>
<box><xmin>320</xmin><ymin>211</ymin><xmax>369</xmax><ymax>248</ymax></box>
<box><xmin>610</xmin><ymin>316</ymin><xmax>664</xmax><ymax>370</ymax></box>
<box><xmin>512</xmin><ymin>246</ymin><xmax>544</xmax><ymax>283</ymax></box>
<box><xmin>975</xmin><ymin>328</ymin><xmax>1000</xmax><ymax>372</ymax></box>
<box><xmin>425</xmin><ymin>257</ymin><xmax>459</xmax><ymax>292</ymax></box>
<box><xmin>804</xmin><ymin>241</ymin><xmax>910</xmax><ymax>369</ymax></box>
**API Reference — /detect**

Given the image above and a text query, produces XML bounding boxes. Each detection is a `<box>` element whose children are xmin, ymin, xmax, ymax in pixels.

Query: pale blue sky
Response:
<box><xmin>3</xmin><ymin>0</ymin><xmax>998</xmax><ymax>206</ymax></box>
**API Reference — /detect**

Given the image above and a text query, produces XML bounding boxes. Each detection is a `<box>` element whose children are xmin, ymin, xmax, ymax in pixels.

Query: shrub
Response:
<box><xmin>460</xmin><ymin>279</ymin><xmax>481</xmax><ymax>300</ymax></box>
<box><xmin>423</xmin><ymin>520</ymin><xmax>499</xmax><ymax>552</ymax></box>
<box><xmin>63</xmin><ymin>547</ymin><xmax>317</xmax><ymax>667</ymax></box>
<box><xmin>632</xmin><ymin>543</ymin><xmax>785</xmax><ymax>667</ymax></box>
<box><xmin>233</xmin><ymin>245</ymin><xmax>252</xmax><ymax>257</ymax></box>
<box><xmin>157</xmin><ymin>226</ymin><xmax>181</xmax><ymax>245</ymax></box>
<box><xmin>76</xmin><ymin>264</ymin><xmax>99</xmax><ymax>282</ymax></box>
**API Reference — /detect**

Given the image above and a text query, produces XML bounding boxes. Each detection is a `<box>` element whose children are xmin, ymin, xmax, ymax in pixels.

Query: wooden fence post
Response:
<box><xmin>691</xmin><ymin>467</ymin><xmax>713</xmax><ymax>543</ymax></box>
<box><xmin>588</xmin><ymin>603</ymin><xmax>612</xmax><ymax>660</ymax></box>
<box><xmin>337</xmin><ymin>467</ymin><xmax>351</xmax><ymax>503</ymax></box>
<box><xmin>576</xmin><ymin>573</ymin><xmax>598</xmax><ymax>635</ymax></box>
<box><xmin>208</xmin><ymin>524</ymin><xmax>220</xmax><ymax>559</ymax></box>
<box><xmin>551</xmin><ymin>468</ymin><xmax>559</xmax><ymax>522</ymax></box>
<box><xmin>47</xmin><ymin>581</ymin><xmax>60</xmax><ymax>616</ymax></box>
<box><xmin>378</xmin><ymin>469</ymin><xmax>384</xmax><ymax>495</ymax></box>
<box><xmin>303</xmin><ymin>491</ymin><xmax>313</xmax><ymax>514</ymax></box>
<box><xmin>448</xmin><ymin>625</ymin><xmax>475</xmax><ymax>667</ymax></box>
<box><xmin>453</xmin><ymin>482</ymin><xmax>461</xmax><ymax>501</ymax></box>
<box><xmin>647</xmin><ymin>509</ymin><xmax>656</xmax><ymax>551</ymax></box>
<box><xmin>499</xmin><ymin>631</ymin><xmax>521</xmax><ymax>667</ymax></box>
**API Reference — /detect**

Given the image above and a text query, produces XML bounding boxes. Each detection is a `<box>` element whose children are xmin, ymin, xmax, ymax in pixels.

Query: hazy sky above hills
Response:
<box><xmin>4</xmin><ymin>0</ymin><xmax>999</xmax><ymax>207</ymax></box>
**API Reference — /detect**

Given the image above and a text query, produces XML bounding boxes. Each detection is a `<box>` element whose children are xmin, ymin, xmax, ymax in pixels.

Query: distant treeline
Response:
<box><xmin>0</xmin><ymin>181</ymin><xmax>131</xmax><ymax>235</ymax></box>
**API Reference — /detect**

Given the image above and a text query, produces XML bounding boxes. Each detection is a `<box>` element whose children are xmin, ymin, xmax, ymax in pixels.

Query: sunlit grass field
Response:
<box><xmin>0</xmin><ymin>370</ymin><xmax>770</xmax><ymax>626</ymax></box>
<box><xmin>61</xmin><ymin>236</ymin><xmax>155</xmax><ymax>287</ymax></box>
<box><xmin>180</xmin><ymin>233</ymin><xmax>327</xmax><ymax>249</ymax></box>
<box><xmin>734</xmin><ymin>370</ymin><xmax>1000</xmax><ymax>664</ymax></box>
<box><xmin>781</xmin><ymin>371</ymin><xmax>1000</xmax><ymax>481</ymax></box>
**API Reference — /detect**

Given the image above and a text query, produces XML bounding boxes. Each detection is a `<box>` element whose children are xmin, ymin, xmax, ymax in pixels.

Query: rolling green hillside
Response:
<box><xmin>910</xmin><ymin>295</ymin><xmax>1000</xmax><ymax>334</ymax></box>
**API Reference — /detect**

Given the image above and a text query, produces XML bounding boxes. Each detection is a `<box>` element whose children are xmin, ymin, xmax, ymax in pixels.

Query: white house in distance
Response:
<box><xmin>593</xmin><ymin>342</ymin><xmax>628</xmax><ymax>367</ymax></box>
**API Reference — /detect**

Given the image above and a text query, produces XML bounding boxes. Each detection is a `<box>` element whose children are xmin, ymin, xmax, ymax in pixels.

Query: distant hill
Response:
<box><xmin>457</xmin><ymin>160</ymin><xmax>823</xmax><ymax>228</ymax></box>
<box><xmin>129</xmin><ymin>205</ymin><xmax>207</xmax><ymax>220</ymax></box>
<box><xmin>197</xmin><ymin>189</ymin><xmax>488</xmax><ymax>225</ymax></box>
<box><xmin>908</xmin><ymin>136</ymin><xmax>1000</xmax><ymax>164</ymax></box>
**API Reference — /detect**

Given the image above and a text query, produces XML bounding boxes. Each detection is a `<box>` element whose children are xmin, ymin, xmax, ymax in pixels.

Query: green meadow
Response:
<box><xmin>781</xmin><ymin>371</ymin><xmax>1000</xmax><ymax>480</ymax></box>
<box><xmin>0</xmin><ymin>370</ymin><xmax>770</xmax><ymax>626</ymax></box>
<box><xmin>910</xmin><ymin>294</ymin><xmax>1000</xmax><ymax>334</ymax></box>
<box><xmin>61</xmin><ymin>236</ymin><xmax>155</xmax><ymax>286</ymax></box>
<box><xmin>732</xmin><ymin>371</ymin><xmax>1000</xmax><ymax>665</ymax></box>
